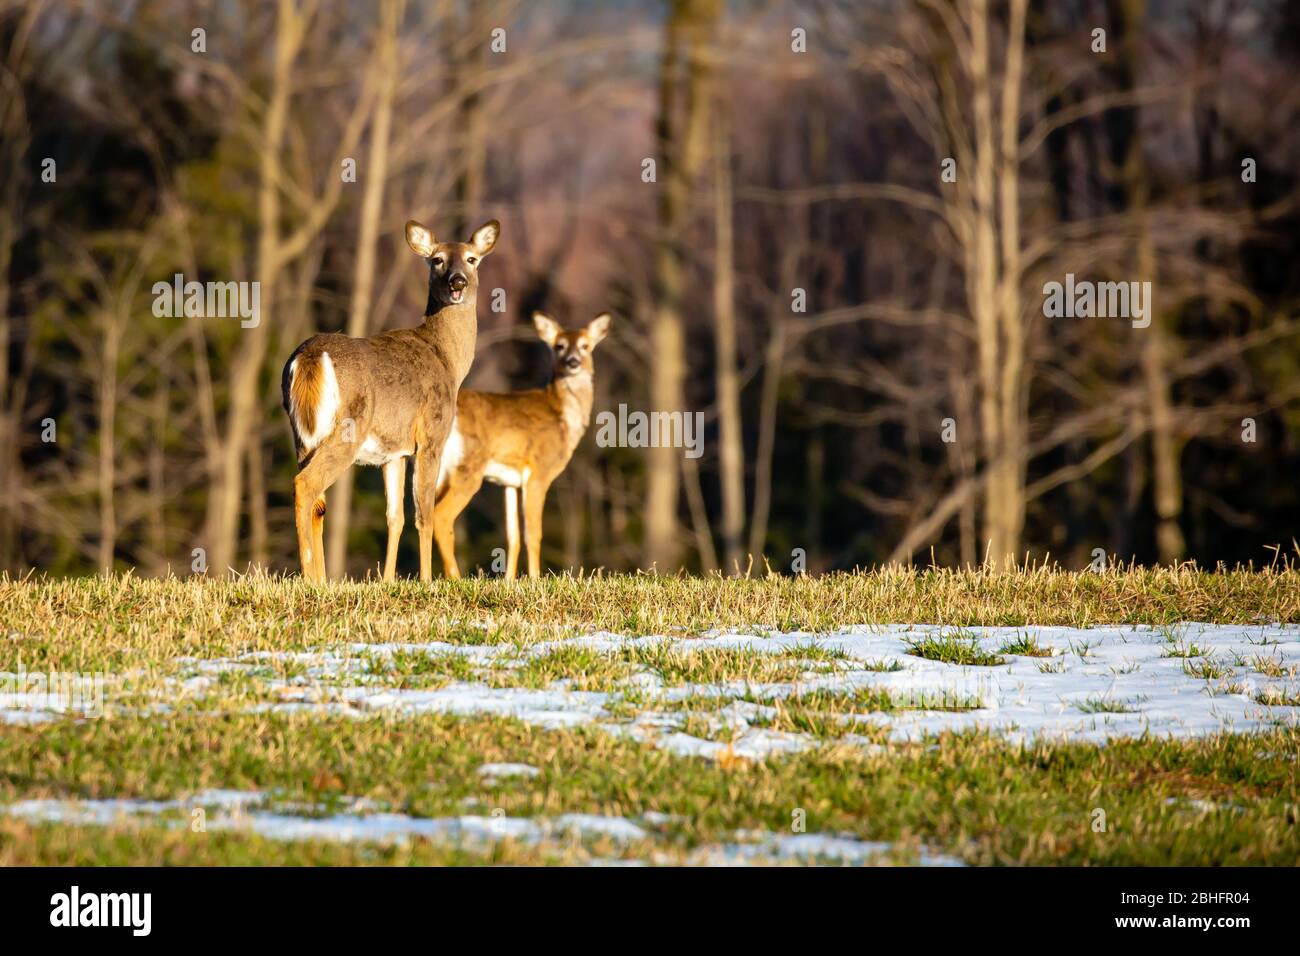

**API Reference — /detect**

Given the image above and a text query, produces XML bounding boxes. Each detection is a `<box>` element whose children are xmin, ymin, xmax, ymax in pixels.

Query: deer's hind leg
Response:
<box><xmin>503</xmin><ymin>487</ymin><xmax>520</xmax><ymax>580</ymax></box>
<box><xmin>433</xmin><ymin>468</ymin><xmax>483</xmax><ymax>579</ymax></box>
<box><xmin>522</xmin><ymin>474</ymin><xmax>552</xmax><ymax>580</ymax></box>
<box><xmin>382</xmin><ymin>457</ymin><xmax>406</xmax><ymax>581</ymax></box>
<box><xmin>309</xmin><ymin>494</ymin><xmax>327</xmax><ymax>582</ymax></box>
<box><xmin>293</xmin><ymin>436</ymin><xmax>358</xmax><ymax>583</ymax></box>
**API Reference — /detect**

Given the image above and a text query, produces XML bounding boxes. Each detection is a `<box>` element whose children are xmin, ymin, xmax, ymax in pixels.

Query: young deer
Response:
<box><xmin>433</xmin><ymin>311</ymin><xmax>611</xmax><ymax>579</ymax></box>
<box><xmin>282</xmin><ymin>218</ymin><xmax>499</xmax><ymax>583</ymax></box>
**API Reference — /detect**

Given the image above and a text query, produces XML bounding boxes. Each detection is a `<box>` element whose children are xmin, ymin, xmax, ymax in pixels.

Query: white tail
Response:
<box><xmin>288</xmin><ymin>351</ymin><xmax>340</xmax><ymax>452</ymax></box>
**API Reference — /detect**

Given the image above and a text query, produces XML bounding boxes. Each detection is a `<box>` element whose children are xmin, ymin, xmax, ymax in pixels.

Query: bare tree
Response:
<box><xmin>325</xmin><ymin>0</ymin><xmax>405</xmax><ymax>579</ymax></box>
<box><xmin>204</xmin><ymin>0</ymin><xmax>372</xmax><ymax>576</ymax></box>
<box><xmin>712</xmin><ymin>112</ymin><xmax>745</xmax><ymax>572</ymax></box>
<box><xmin>645</xmin><ymin>0</ymin><xmax>721</xmax><ymax>571</ymax></box>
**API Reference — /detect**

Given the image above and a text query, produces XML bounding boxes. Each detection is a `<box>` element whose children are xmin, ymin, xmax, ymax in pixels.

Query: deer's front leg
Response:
<box><xmin>382</xmin><ymin>457</ymin><xmax>406</xmax><ymax>581</ymax></box>
<box><xmin>522</xmin><ymin>476</ymin><xmax>550</xmax><ymax>579</ymax></box>
<box><xmin>413</xmin><ymin>445</ymin><xmax>441</xmax><ymax>583</ymax></box>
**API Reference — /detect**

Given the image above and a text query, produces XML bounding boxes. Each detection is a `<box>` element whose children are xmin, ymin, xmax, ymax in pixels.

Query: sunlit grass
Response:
<box><xmin>905</xmin><ymin>631</ymin><xmax>1005</xmax><ymax>666</ymax></box>
<box><xmin>0</xmin><ymin>712</ymin><xmax>1295</xmax><ymax>866</ymax></box>
<box><xmin>2</xmin><ymin>568</ymin><xmax>1298</xmax><ymax>866</ymax></box>
<box><xmin>5</xmin><ymin>562</ymin><xmax>1299</xmax><ymax>674</ymax></box>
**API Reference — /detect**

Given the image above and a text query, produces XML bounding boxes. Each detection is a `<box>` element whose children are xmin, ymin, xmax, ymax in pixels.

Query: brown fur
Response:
<box><xmin>433</xmin><ymin>312</ymin><xmax>611</xmax><ymax>579</ymax></box>
<box><xmin>281</xmin><ymin>218</ymin><xmax>500</xmax><ymax>582</ymax></box>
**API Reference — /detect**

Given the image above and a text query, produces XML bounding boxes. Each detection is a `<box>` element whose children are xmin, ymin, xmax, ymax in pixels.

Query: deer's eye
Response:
<box><xmin>467</xmin><ymin>256</ymin><xmax>478</xmax><ymax>266</ymax></box>
<box><xmin>554</xmin><ymin>344</ymin><xmax>565</xmax><ymax>353</ymax></box>
<box><xmin>431</xmin><ymin>257</ymin><xmax>444</xmax><ymax>267</ymax></box>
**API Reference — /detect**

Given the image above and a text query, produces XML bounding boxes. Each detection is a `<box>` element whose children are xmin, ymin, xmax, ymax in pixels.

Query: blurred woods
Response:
<box><xmin>1</xmin><ymin>0</ymin><xmax>1298</xmax><ymax>578</ymax></box>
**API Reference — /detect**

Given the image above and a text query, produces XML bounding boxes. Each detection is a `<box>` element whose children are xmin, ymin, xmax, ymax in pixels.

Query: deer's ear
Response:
<box><xmin>405</xmin><ymin>220</ymin><xmax>436</xmax><ymax>258</ymax></box>
<box><xmin>533</xmin><ymin>311</ymin><xmax>561</xmax><ymax>346</ymax></box>
<box><xmin>587</xmin><ymin>312</ymin><xmax>612</xmax><ymax>345</ymax></box>
<box><xmin>470</xmin><ymin>219</ymin><xmax>500</xmax><ymax>257</ymax></box>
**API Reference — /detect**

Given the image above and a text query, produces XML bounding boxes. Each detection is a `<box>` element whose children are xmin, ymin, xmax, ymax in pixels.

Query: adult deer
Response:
<box><xmin>282</xmin><ymin>218</ymin><xmax>499</xmax><ymax>582</ymax></box>
<box><xmin>433</xmin><ymin>311</ymin><xmax>611</xmax><ymax>579</ymax></box>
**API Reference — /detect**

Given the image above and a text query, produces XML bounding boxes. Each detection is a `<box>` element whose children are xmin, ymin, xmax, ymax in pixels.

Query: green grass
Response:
<box><xmin>4</xmin><ymin>563</ymin><xmax>1299</xmax><ymax>675</ymax></box>
<box><xmin>503</xmin><ymin>644</ymin><xmax>635</xmax><ymax>691</ymax></box>
<box><xmin>659</xmin><ymin>684</ymin><xmax>983</xmax><ymax>725</ymax></box>
<box><xmin>1182</xmin><ymin>658</ymin><xmax>1233</xmax><ymax>680</ymax></box>
<box><xmin>997</xmin><ymin>634</ymin><xmax>1054</xmax><ymax>657</ymax></box>
<box><xmin>0</xmin><ymin>712</ymin><xmax>1295</xmax><ymax>866</ymax></box>
<box><xmin>1076</xmin><ymin>696</ymin><xmax>1142</xmax><ymax>714</ymax></box>
<box><xmin>1254</xmin><ymin>687</ymin><xmax>1300</xmax><ymax>707</ymax></box>
<box><xmin>1250</xmin><ymin>654</ymin><xmax>1295</xmax><ymax>679</ymax></box>
<box><xmin>622</xmin><ymin>644</ymin><xmax>817</xmax><ymax>685</ymax></box>
<box><xmin>754</xmin><ymin>687</ymin><xmax>983</xmax><ymax>738</ymax></box>
<box><xmin>371</xmin><ymin>649</ymin><xmax>483</xmax><ymax>688</ymax></box>
<box><xmin>2</xmin><ymin>569</ymin><xmax>1298</xmax><ymax>866</ymax></box>
<box><xmin>905</xmin><ymin>632</ymin><xmax>1006</xmax><ymax>666</ymax></box>
<box><xmin>1162</xmin><ymin>642</ymin><xmax>1209</xmax><ymax>659</ymax></box>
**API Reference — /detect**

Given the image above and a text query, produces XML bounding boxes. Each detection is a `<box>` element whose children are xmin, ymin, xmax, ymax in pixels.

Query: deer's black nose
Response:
<box><xmin>565</xmin><ymin>356</ymin><xmax>580</xmax><ymax>370</ymax></box>
<box><xmin>449</xmin><ymin>273</ymin><xmax>468</xmax><ymax>292</ymax></box>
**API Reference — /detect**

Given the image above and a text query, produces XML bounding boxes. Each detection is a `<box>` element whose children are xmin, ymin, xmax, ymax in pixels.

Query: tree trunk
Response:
<box><xmin>804</xmin><ymin>431</ymin><xmax>823</xmax><ymax>572</ymax></box>
<box><xmin>326</xmin><ymin>0</ymin><xmax>402</xmax><ymax>579</ymax></box>
<box><xmin>645</xmin><ymin>0</ymin><xmax>721</xmax><ymax>571</ymax></box>
<box><xmin>969</xmin><ymin>0</ymin><xmax>1028</xmax><ymax>569</ymax></box>
<box><xmin>969</xmin><ymin>0</ymin><xmax>1006</xmax><ymax>567</ymax></box>
<box><xmin>97</xmin><ymin>307</ymin><xmax>120</xmax><ymax>574</ymax></box>
<box><xmin>748</xmin><ymin>310</ymin><xmax>784</xmax><ymax>565</ymax></box>
<box><xmin>712</xmin><ymin>114</ymin><xmax>745</xmax><ymax>573</ymax></box>
<box><xmin>204</xmin><ymin>0</ymin><xmax>302</xmax><ymax>576</ymax></box>
<box><xmin>206</xmin><ymin>0</ymin><xmax>370</xmax><ymax>576</ymax></box>
<box><xmin>147</xmin><ymin>375</ymin><xmax>168</xmax><ymax>575</ymax></box>
<box><xmin>0</xmin><ymin>26</ymin><xmax>33</xmax><ymax>572</ymax></box>
<box><xmin>247</xmin><ymin>429</ymin><xmax>269</xmax><ymax>570</ymax></box>
<box><xmin>681</xmin><ymin>455</ymin><xmax>719</xmax><ymax>572</ymax></box>
<box><xmin>1113</xmin><ymin>0</ymin><xmax>1184</xmax><ymax>562</ymax></box>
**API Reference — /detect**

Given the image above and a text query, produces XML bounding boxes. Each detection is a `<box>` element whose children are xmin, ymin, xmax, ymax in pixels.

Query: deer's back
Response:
<box><xmin>284</xmin><ymin>328</ymin><xmax>458</xmax><ymax>466</ymax></box>
<box><xmin>448</xmin><ymin>388</ymin><xmax>577</xmax><ymax>485</ymax></box>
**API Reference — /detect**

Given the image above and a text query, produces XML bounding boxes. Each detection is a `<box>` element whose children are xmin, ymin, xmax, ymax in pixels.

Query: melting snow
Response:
<box><xmin>1</xmin><ymin>791</ymin><xmax>959</xmax><ymax>865</ymax></box>
<box><xmin>5</xmin><ymin>625</ymin><xmax>1296</xmax><ymax>752</ymax></box>
<box><xmin>478</xmin><ymin>762</ymin><xmax>541</xmax><ymax>780</ymax></box>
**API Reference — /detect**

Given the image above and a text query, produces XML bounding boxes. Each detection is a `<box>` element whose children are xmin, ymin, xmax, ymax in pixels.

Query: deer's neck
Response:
<box><xmin>549</xmin><ymin>374</ymin><xmax>595</xmax><ymax>447</ymax></box>
<box><xmin>420</xmin><ymin>301</ymin><xmax>478</xmax><ymax>386</ymax></box>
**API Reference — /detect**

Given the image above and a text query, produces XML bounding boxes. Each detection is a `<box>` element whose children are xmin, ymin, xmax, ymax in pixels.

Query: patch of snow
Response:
<box><xmin>478</xmin><ymin>762</ymin><xmax>541</xmax><ymax>780</ymax></box>
<box><xmin>99</xmin><ymin>624</ymin><xmax>1300</xmax><ymax>746</ymax></box>
<box><xmin>2</xmin><ymin>792</ymin><xmax>963</xmax><ymax>866</ymax></box>
<box><xmin>687</xmin><ymin>833</ymin><xmax>966</xmax><ymax>867</ymax></box>
<box><xmin>653</xmin><ymin>728</ymin><xmax>812</xmax><ymax>761</ymax></box>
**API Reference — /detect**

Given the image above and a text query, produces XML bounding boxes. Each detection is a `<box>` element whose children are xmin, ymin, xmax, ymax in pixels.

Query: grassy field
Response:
<box><xmin>1</xmin><ymin>568</ymin><xmax>1298</xmax><ymax>866</ymax></box>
